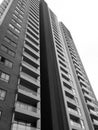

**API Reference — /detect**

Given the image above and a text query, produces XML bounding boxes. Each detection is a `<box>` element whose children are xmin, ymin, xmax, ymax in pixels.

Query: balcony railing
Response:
<box><xmin>20</xmin><ymin>72</ymin><xmax>40</xmax><ymax>87</ymax></box>
<box><xmin>93</xmin><ymin>119</ymin><xmax>98</xmax><ymax>125</ymax></box>
<box><xmin>11</xmin><ymin>122</ymin><xmax>40</xmax><ymax>130</ymax></box>
<box><xmin>70</xmin><ymin>120</ymin><xmax>81</xmax><ymax>128</ymax></box>
<box><xmin>90</xmin><ymin>109</ymin><xmax>98</xmax><ymax>117</ymax></box>
<box><xmin>22</xmin><ymin>60</ymin><xmax>40</xmax><ymax>74</ymax></box>
<box><xmin>68</xmin><ymin>108</ymin><xmax>78</xmax><ymax>115</ymax></box>
<box><xmin>18</xmin><ymin>85</ymin><xmax>38</xmax><ymax>96</ymax></box>
<box><xmin>87</xmin><ymin>100</ymin><xmax>95</xmax><ymax>108</ymax></box>
<box><xmin>84</xmin><ymin>93</ymin><xmax>95</xmax><ymax>101</ymax></box>
<box><xmin>15</xmin><ymin>102</ymin><xmax>39</xmax><ymax>113</ymax></box>
<box><xmin>24</xmin><ymin>43</ymin><xmax>39</xmax><ymax>58</ymax></box>
<box><xmin>23</xmin><ymin>51</ymin><xmax>40</xmax><ymax>66</ymax></box>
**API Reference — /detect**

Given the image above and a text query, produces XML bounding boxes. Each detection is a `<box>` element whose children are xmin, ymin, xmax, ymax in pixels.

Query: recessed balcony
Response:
<box><xmin>21</xmin><ymin>63</ymin><xmax>40</xmax><ymax>80</ymax></box>
<box><xmin>79</xmin><ymin>79</ymin><xmax>90</xmax><ymax>88</ymax></box>
<box><xmin>18</xmin><ymin>85</ymin><xmax>40</xmax><ymax>101</ymax></box>
<box><xmin>90</xmin><ymin>109</ymin><xmax>98</xmax><ymax>118</ymax></box>
<box><xmin>15</xmin><ymin>102</ymin><xmax>40</xmax><ymax>119</ymax></box>
<box><xmin>68</xmin><ymin>108</ymin><xmax>78</xmax><ymax>115</ymax></box>
<box><xmin>93</xmin><ymin>119</ymin><xmax>98</xmax><ymax>125</ymax></box>
<box><xmin>23</xmin><ymin>52</ymin><xmax>39</xmax><ymax>68</ymax></box>
<box><xmin>84</xmin><ymin>93</ymin><xmax>95</xmax><ymax>101</ymax></box>
<box><xmin>25</xmin><ymin>38</ymin><xmax>39</xmax><ymax>52</ymax></box>
<box><xmin>20</xmin><ymin>72</ymin><xmax>40</xmax><ymax>89</ymax></box>
<box><xmin>24</xmin><ymin>43</ymin><xmax>39</xmax><ymax>59</ymax></box>
<box><xmin>22</xmin><ymin>60</ymin><xmax>40</xmax><ymax>75</ymax></box>
<box><xmin>11</xmin><ymin>122</ymin><xmax>40</xmax><ymax>130</ymax></box>
<box><xmin>26</xmin><ymin>32</ymin><xmax>39</xmax><ymax>46</ymax></box>
<box><xmin>82</xmin><ymin>85</ymin><xmax>92</xmax><ymax>94</ymax></box>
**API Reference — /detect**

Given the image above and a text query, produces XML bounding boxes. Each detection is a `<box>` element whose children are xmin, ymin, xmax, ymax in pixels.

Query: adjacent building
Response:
<box><xmin>0</xmin><ymin>0</ymin><xmax>97</xmax><ymax>130</ymax></box>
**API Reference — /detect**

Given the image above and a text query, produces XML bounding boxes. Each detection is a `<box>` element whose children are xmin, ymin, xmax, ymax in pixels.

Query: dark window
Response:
<box><xmin>0</xmin><ymin>55</ymin><xmax>13</xmax><ymax>68</ymax></box>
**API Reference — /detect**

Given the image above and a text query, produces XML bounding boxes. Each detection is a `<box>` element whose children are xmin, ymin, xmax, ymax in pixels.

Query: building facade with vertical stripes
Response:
<box><xmin>0</xmin><ymin>0</ymin><xmax>97</xmax><ymax>130</ymax></box>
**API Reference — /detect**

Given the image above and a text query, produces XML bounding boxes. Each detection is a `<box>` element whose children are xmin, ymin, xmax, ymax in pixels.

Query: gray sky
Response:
<box><xmin>0</xmin><ymin>0</ymin><xmax>98</xmax><ymax>100</ymax></box>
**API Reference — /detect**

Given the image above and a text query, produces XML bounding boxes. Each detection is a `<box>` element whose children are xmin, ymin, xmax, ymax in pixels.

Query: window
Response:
<box><xmin>4</xmin><ymin>37</ymin><xmax>17</xmax><ymax>48</ymax></box>
<box><xmin>0</xmin><ymin>89</ymin><xmax>6</xmax><ymax>100</ymax></box>
<box><xmin>4</xmin><ymin>37</ymin><xmax>10</xmax><ymax>43</ymax></box>
<box><xmin>9</xmin><ymin>24</ymin><xmax>14</xmax><ymax>29</ymax></box>
<box><xmin>13</xmin><ymin>14</ymin><xmax>18</xmax><ymax>19</ymax></box>
<box><xmin>5</xmin><ymin>59</ymin><xmax>13</xmax><ymax>68</ymax></box>
<box><xmin>1</xmin><ymin>45</ymin><xmax>15</xmax><ymax>57</ymax></box>
<box><xmin>15</xmin><ymin>28</ymin><xmax>20</xmax><ymax>33</ymax></box>
<box><xmin>12</xmin><ymin>18</ymin><xmax>22</xmax><ymax>26</ymax></box>
<box><xmin>16</xmin><ymin>23</ymin><xmax>21</xmax><ymax>28</ymax></box>
<box><xmin>7</xmin><ymin>30</ymin><xmax>19</xmax><ymax>39</ymax></box>
<box><xmin>0</xmin><ymin>71</ymin><xmax>10</xmax><ymax>82</ymax></box>
<box><xmin>0</xmin><ymin>55</ymin><xmax>13</xmax><ymax>68</ymax></box>
<box><xmin>9</xmin><ymin>24</ymin><xmax>20</xmax><ymax>34</ymax></box>
<box><xmin>8</xmin><ymin>50</ymin><xmax>15</xmax><ymax>57</ymax></box>
<box><xmin>1</xmin><ymin>45</ymin><xmax>7</xmax><ymax>52</ymax></box>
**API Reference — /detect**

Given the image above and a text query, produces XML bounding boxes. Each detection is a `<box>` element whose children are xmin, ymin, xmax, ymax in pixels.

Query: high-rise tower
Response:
<box><xmin>0</xmin><ymin>0</ymin><xmax>98</xmax><ymax>130</ymax></box>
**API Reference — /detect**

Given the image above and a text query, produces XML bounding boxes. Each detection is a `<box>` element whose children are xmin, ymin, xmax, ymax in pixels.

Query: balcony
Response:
<box><xmin>21</xmin><ymin>62</ymin><xmax>40</xmax><ymax>79</ymax></box>
<box><xmin>93</xmin><ymin>119</ymin><xmax>98</xmax><ymax>125</ymax></box>
<box><xmin>20</xmin><ymin>72</ymin><xmax>40</xmax><ymax>88</ymax></box>
<box><xmin>26</xmin><ymin>31</ymin><xmax>39</xmax><ymax>46</ymax></box>
<box><xmin>24</xmin><ymin>43</ymin><xmax>39</xmax><ymax>58</ymax></box>
<box><xmin>90</xmin><ymin>109</ymin><xmax>98</xmax><ymax>118</ymax></box>
<box><xmin>18</xmin><ymin>85</ymin><xmax>40</xmax><ymax>101</ymax></box>
<box><xmin>29</xmin><ymin>12</ymin><xmax>39</xmax><ymax>23</ymax></box>
<box><xmin>22</xmin><ymin>61</ymin><xmax>40</xmax><ymax>75</ymax></box>
<box><xmin>87</xmin><ymin>100</ymin><xmax>95</xmax><ymax>109</ymax></box>
<box><xmin>27</xmin><ymin>26</ymin><xmax>39</xmax><ymax>40</ymax></box>
<box><xmin>82</xmin><ymin>85</ymin><xmax>92</xmax><ymax>95</ymax></box>
<box><xmin>28</xmin><ymin>18</ymin><xmax>39</xmax><ymax>31</ymax></box>
<box><xmin>68</xmin><ymin>108</ymin><xmax>78</xmax><ymax>115</ymax></box>
<box><xmin>28</xmin><ymin>15</ymin><xmax>39</xmax><ymax>27</ymax></box>
<box><xmin>84</xmin><ymin>93</ymin><xmax>95</xmax><ymax>101</ymax></box>
<box><xmin>23</xmin><ymin>51</ymin><xmax>39</xmax><ymax>68</ymax></box>
<box><xmin>70</xmin><ymin>120</ymin><xmax>81</xmax><ymax>129</ymax></box>
<box><xmin>70</xmin><ymin>114</ymin><xmax>85</xmax><ymax>129</ymax></box>
<box><xmin>27</xmin><ymin>22</ymin><xmax>39</xmax><ymax>35</ymax></box>
<box><xmin>77</xmin><ymin>73</ymin><xmax>88</xmax><ymax>83</ymax></box>
<box><xmin>25</xmin><ymin>38</ymin><xmax>39</xmax><ymax>53</ymax></box>
<box><xmin>11</xmin><ymin>123</ymin><xmax>40</xmax><ymax>130</ymax></box>
<box><xmin>79</xmin><ymin>79</ymin><xmax>90</xmax><ymax>88</ymax></box>
<box><xmin>15</xmin><ymin>102</ymin><xmax>40</xmax><ymax>118</ymax></box>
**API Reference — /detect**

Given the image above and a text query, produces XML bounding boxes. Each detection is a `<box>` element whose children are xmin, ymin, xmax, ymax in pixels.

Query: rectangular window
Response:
<box><xmin>7</xmin><ymin>30</ymin><xmax>18</xmax><ymax>39</ymax></box>
<box><xmin>1</xmin><ymin>45</ymin><xmax>15</xmax><ymax>57</ymax></box>
<box><xmin>4</xmin><ymin>37</ymin><xmax>17</xmax><ymax>48</ymax></box>
<box><xmin>1</xmin><ymin>45</ymin><xmax>7</xmax><ymax>53</ymax></box>
<box><xmin>12</xmin><ymin>18</ymin><xmax>22</xmax><ymax>28</ymax></box>
<box><xmin>0</xmin><ymin>55</ymin><xmax>13</xmax><ymax>68</ymax></box>
<box><xmin>0</xmin><ymin>89</ymin><xmax>6</xmax><ymax>100</ymax></box>
<box><xmin>9</xmin><ymin>24</ymin><xmax>20</xmax><ymax>34</ymax></box>
<box><xmin>13</xmin><ymin>14</ymin><xmax>18</xmax><ymax>19</ymax></box>
<box><xmin>8</xmin><ymin>50</ymin><xmax>15</xmax><ymax>57</ymax></box>
<box><xmin>0</xmin><ymin>71</ymin><xmax>10</xmax><ymax>82</ymax></box>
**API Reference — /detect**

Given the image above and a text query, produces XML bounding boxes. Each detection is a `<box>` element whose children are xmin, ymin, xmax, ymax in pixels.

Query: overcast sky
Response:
<box><xmin>0</xmin><ymin>0</ymin><xmax>98</xmax><ymax>100</ymax></box>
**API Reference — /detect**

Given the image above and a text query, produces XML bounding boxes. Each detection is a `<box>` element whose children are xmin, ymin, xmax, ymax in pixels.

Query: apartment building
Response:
<box><xmin>0</xmin><ymin>0</ymin><xmax>97</xmax><ymax>130</ymax></box>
